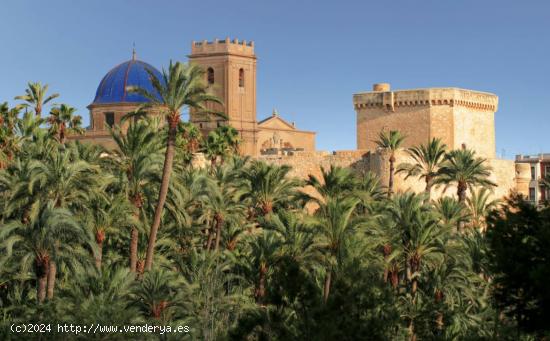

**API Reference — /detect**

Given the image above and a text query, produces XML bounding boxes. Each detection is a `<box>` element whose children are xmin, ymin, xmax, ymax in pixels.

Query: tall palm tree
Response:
<box><xmin>397</xmin><ymin>138</ymin><xmax>447</xmax><ymax>200</ymax></box>
<box><xmin>375</xmin><ymin>130</ymin><xmax>406</xmax><ymax>197</ymax></box>
<box><xmin>109</xmin><ymin>119</ymin><xmax>163</xmax><ymax>272</ymax></box>
<box><xmin>129</xmin><ymin>61</ymin><xmax>223</xmax><ymax>271</ymax></box>
<box><xmin>47</xmin><ymin>104</ymin><xmax>84</xmax><ymax>144</ymax></box>
<box><xmin>83</xmin><ymin>196</ymin><xmax>136</xmax><ymax>269</ymax></box>
<box><xmin>243</xmin><ymin>161</ymin><xmax>301</xmax><ymax>217</ymax></box>
<box><xmin>436</xmin><ymin>148</ymin><xmax>496</xmax><ymax>203</ymax></box>
<box><xmin>199</xmin><ymin>176</ymin><xmax>245</xmax><ymax>251</ymax></box>
<box><xmin>14</xmin><ymin>82</ymin><xmax>59</xmax><ymax>117</ymax></box>
<box><xmin>314</xmin><ymin>197</ymin><xmax>361</xmax><ymax>303</ymax></box>
<box><xmin>239</xmin><ymin>231</ymin><xmax>282</xmax><ymax>305</ymax></box>
<box><xmin>0</xmin><ymin>206</ymin><xmax>87</xmax><ymax>303</ymax></box>
<box><xmin>436</xmin><ymin>148</ymin><xmax>496</xmax><ymax>231</ymax></box>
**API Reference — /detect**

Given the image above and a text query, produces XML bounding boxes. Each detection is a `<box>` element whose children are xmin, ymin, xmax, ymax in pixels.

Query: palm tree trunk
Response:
<box><xmin>425</xmin><ymin>176</ymin><xmax>433</xmax><ymax>201</ymax></box>
<box><xmin>256</xmin><ymin>266</ymin><xmax>267</xmax><ymax>305</ymax></box>
<box><xmin>408</xmin><ymin>319</ymin><xmax>416</xmax><ymax>341</ymax></box>
<box><xmin>457</xmin><ymin>181</ymin><xmax>467</xmax><ymax>232</ymax></box>
<box><xmin>144</xmin><ymin>118</ymin><xmax>178</xmax><ymax>271</ymax></box>
<box><xmin>130</xmin><ymin>227</ymin><xmax>138</xmax><ymax>272</ymax></box>
<box><xmin>36</xmin><ymin>255</ymin><xmax>49</xmax><ymax>303</ymax></box>
<box><xmin>388</xmin><ymin>154</ymin><xmax>395</xmax><ymax>198</ymax></box>
<box><xmin>206</xmin><ymin>229</ymin><xmax>214</xmax><ymax>251</ymax></box>
<box><xmin>214</xmin><ymin>215</ymin><xmax>223</xmax><ymax>252</ymax></box>
<box><xmin>47</xmin><ymin>260</ymin><xmax>56</xmax><ymax>299</ymax></box>
<box><xmin>95</xmin><ymin>241</ymin><xmax>103</xmax><ymax>269</ymax></box>
<box><xmin>323</xmin><ymin>270</ymin><xmax>332</xmax><ymax>303</ymax></box>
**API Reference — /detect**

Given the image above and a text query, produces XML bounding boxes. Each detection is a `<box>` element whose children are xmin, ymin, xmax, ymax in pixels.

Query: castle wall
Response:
<box><xmin>258</xmin><ymin>149</ymin><xmax>517</xmax><ymax>202</ymax></box>
<box><xmin>354</xmin><ymin>85</ymin><xmax>498</xmax><ymax>159</ymax></box>
<box><xmin>453</xmin><ymin>105</ymin><xmax>496</xmax><ymax>158</ymax></box>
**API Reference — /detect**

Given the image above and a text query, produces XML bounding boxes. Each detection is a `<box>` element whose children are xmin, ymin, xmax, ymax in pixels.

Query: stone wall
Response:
<box><xmin>258</xmin><ymin>149</ymin><xmax>518</xmax><ymax>202</ymax></box>
<box><xmin>354</xmin><ymin>85</ymin><xmax>498</xmax><ymax>159</ymax></box>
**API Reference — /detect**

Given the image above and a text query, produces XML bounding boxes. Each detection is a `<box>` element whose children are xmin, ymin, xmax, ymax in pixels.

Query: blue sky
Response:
<box><xmin>1</xmin><ymin>0</ymin><xmax>549</xmax><ymax>158</ymax></box>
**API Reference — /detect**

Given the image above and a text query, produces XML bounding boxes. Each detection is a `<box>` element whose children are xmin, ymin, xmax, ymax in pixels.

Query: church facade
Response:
<box><xmin>72</xmin><ymin>38</ymin><xmax>316</xmax><ymax>155</ymax></box>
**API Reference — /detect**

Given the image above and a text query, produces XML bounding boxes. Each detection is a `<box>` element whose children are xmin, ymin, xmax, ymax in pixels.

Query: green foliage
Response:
<box><xmin>487</xmin><ymin>196</ymin><xmax>550</xmax><ymax>337</ymax></box>
<box><xmin>0</xmin><ymin>83</ymin><xmax>546</xmax><ymax>339</ymax></box>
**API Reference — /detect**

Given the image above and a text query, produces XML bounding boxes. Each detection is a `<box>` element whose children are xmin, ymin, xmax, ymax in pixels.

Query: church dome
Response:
<box><xmin>93</xmin><ymin>57</ymin><xmax>163</xmax><ymax>104</ymax></box>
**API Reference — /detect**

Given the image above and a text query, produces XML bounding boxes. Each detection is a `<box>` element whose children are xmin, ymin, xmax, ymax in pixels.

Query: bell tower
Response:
<box><xmin>189</xmin><ymin>37</ymin><xmax>258</xmax><ymax>156</ymax></box>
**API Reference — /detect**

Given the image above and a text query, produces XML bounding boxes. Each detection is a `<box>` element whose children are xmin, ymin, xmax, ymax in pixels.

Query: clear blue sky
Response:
<box><xmin>1</xmin><ymin>0</ymin><xmax>549</xmax><ymax>158</ymax></box>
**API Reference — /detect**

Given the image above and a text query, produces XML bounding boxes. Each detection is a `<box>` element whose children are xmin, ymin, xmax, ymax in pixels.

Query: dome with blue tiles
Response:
<box><xmin>93</xmin><ymin>53</ymin><xmax>163</xmax><ymax>104</ymax></box>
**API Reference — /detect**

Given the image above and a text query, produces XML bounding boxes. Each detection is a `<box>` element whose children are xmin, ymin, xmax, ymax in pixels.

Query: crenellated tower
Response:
<box><xmin>188</xmin><ymin>38</ymin><xmax>258</xmax><ymax>155</ymax></box>
<box><xmin>353</xmin><ymin>83</ymin><xmax>499</xmax><ymax>158</ymax></box>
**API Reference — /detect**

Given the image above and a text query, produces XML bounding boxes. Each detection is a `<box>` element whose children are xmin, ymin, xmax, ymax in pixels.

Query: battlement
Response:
<box><xmin>190</xmin><ymin>37</ymin><xmax>255</xmax><ymax>57</ymax></box>
<box><xmin>353</xmin><ymin>83</ymin><xmax>498</xmax><ymax>112</ymax></box>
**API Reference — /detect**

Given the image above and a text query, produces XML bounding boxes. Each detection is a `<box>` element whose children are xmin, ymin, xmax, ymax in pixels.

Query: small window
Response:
<box><xmin>207</xmin><ymin>67</ymin><xmax>214</xmax><ymax>85</ymax></box>
<box><xmin>545</xmin><ymin>165</ymin><xmax>550</xmax><ymax>177</ymax></box>
<box><xmin>238</xmin><ymin>68</ymin><xmax>244</xmax><ymax>88</ymax></box>
<box><xmin>529</xmin><ymin>188</ymin><xmax>536</xmax><ymax>202</ymax></box>
<box><xmin>199</xmin><ymin>123</ymin><xmax>203</xmax><ymax>129</ymax></box>
<box><xmin>216</xmin><ymin>121</ymin><xmax>221</xmax><ymax>127</ymax></box>
<box><xmin>531</xmin><ymin>166</ymin><xmax>536</xmax><ymax>180</ymax></box>
<box><xmin>105</xmin><ymin>112</ymin><xmax>115</xmax><ymax>128</ymax></box>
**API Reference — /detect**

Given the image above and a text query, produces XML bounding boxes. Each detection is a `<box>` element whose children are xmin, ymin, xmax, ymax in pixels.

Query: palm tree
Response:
<box><xmin>129</xmin><ymin>61</ymin><xmax>223</xmax><ymax>271</ymax></box>
<box><xmin>0</xmin><ymin>104</ymin><xmax>21</xmax><ymax>169</ymax></box>
<box><xmin>131</xmin><ymin>269</ymin><xmax>180</xmax><ymax>322</ymax></box>
<box><xmin>84</xmin><ymin>196</ymin><xmax>136</xmax><ymax>269</ymax></box>
<box><xmin>397</xmin><ymin>138</ymin><xmax>447</xmax><ymax>200</ymax></box>
<box><xmin>375</xmin><ymin>130</ymin><xmax>406</xmax><ymax>197</ymax></box>
<box><xmin>261</xmin><ymin>211</ymin><xmax>317</xmax><ymax>266</ymax></box>
<box><xmin>203</xmin><ymin>130</ymin><xmax>228</xmax><ymax>166</ymax></box>
<box><xmin>199</xmin><ymin>176</ymin><xmax>245</xmax><ymax>251</ymax></box>
<box><xmin>57</xmin><ymin>266</ymin><xmax>139</xmax><ymax>329</ymax></box>
<box><xmin>178</xmin><ymin>122</ymin><xmax>201</xmax><ymax>154</ymax></box>
<box><xmin>385</xmin><ymin>193</ymin><xmax>445</xmax><ymax>292</ymax></box>
<box><xmin>314</xmin><ymin>197</ymin><xmax>361</xmax><ymax>303</ymax></box>
<box><xmin>436</xmin><ymin>148</ymin><xmax>496</xmax><ymax>231</ymax></box>
<box><xmin>47</xmin><ymin>104</ymin><xmax>84</xmax><ymax>144</ymax></box>
<box><xmin>467</xmin><ymin>187</ymin><xmax>499</xmax><ymax>231</ymax></box>
<box><xmin>14</xmin><ymin>82</ymin><xmax>59</xmax><ymax>117</ymax></box>
<box><xmin>243</xmin><ymin>161</ymin><xmax>301</xmax><ymax>217</ymax></box>
<box><xmin>216</xmin><ymin>125</ymin><xmax>240</xmax><ymax>154</ymax></box>
<box><xmin>434</xmin><ymin>197</ymin><xmax>470</xmax><ymax>230</ymax></box>
<box><xmin>239</xmin><ymin>231</ymin><xmax>282</xmax><ymax>305</ymax></box>
<box><xmin>436</xmin><ymin>148</ymin><xmax>496</xmax><ymax>203</ymax></box>
<box><xmin>0</xmin><ymin>206</ymin><xmax>87</xmax><ymax>303</ymax></box>
<box><xmin>305</xmin><ymin>165</ymin><xmax>356</xmax><ymax>204</ymax></box>
<box><xmin>109</xmin><ymin>119</ymin><xmax>163</xmax><ymax>272</ymax></box>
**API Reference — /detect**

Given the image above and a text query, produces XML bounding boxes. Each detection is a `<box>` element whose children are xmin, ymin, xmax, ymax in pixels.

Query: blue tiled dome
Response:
<box><xmin>93</xmin><ymin>58</ymin><xmax>163</xmax><ymax>104</ymax></box>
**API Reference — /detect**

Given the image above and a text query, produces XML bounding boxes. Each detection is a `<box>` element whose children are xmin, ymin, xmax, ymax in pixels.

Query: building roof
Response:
<box><xmin>92</xmin><ymin>57</ymin><xmax>163</xmax><ymax>104</ymax></box>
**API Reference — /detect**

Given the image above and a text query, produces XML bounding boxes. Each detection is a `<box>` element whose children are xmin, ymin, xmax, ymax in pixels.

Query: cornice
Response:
<box><xmin>353</xmin><ymin>87</ymin><xmax>498</xmax><ymax>112</ymax></box>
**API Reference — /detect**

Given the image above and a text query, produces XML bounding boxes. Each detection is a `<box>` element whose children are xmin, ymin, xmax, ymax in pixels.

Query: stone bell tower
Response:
<box><xmin>188</xmin><ymin>37</ymin><xmax>258</xmax><ymax>156</ymax></box>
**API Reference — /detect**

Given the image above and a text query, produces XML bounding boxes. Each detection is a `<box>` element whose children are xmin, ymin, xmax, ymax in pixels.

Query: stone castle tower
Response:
<box><xmin>188</xmin><ymin>38</ymin><xmax>259</xmax><ymax>156</ymax></box>
<box><xmin>353</xmin><ymin>83</ymin><xmax>499</xmax><ymax>159</ymax></box>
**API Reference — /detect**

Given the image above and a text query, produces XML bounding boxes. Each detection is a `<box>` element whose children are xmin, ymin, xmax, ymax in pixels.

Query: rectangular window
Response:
<box><xmin>529</xmin><ymin>188</ymin><xmax>536</xmax><ymax>202</ymax></box>
<box><xmin>105</xmin><ymin>112</ymin><xmax>115</xmax><ymax>128</ymax></box>
<box><xmin>531</xmin><ymin>166</ymin><xmax>536</xmax><ymax>180</ymax></box>
<box><xmin>545</xmin><ymin>165</ymin><xmax>550</xmax><ymax>177</ymax></box>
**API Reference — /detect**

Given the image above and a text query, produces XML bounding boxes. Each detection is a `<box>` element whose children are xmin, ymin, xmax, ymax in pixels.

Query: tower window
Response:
<box><xmin>239</xmin><ymin>68</ymin><xmax>244</xmax><ymax>88</ymax></box>
<box><xmin>104</xmin><ymin>112</ymin><xmax>115</xmax><ymax>128</ymax></box>
<box><xmin>207</xmin><ymin>67</ymin><xmax>214</xmax><ymax>85</ymax></box>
